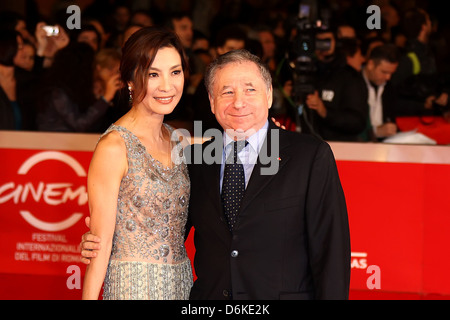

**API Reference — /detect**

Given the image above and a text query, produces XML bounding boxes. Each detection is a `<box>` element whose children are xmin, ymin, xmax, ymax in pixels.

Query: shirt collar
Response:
<box><xmin>223</xmin><ymin>120</ymin><xmax>269</xmax><ymax>154</ymax></box>
<box><xmin>362</xmin><ymin>65</ymin><xmax>386</xmax><ymax>89</ymax></box>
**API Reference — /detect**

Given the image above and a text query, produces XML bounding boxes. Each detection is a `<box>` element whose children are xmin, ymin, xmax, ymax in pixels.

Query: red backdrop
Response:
<box><xmin>1</xmin><ymin>132</ymin><xmax>449</xmax><ymax>300</ymax></box>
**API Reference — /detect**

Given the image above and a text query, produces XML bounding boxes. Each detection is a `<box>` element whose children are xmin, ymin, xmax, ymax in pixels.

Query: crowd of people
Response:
<box><xmin>1</xmin><ymin>0</ymin><xmax>449</xmax><ymax>142</ymax></box>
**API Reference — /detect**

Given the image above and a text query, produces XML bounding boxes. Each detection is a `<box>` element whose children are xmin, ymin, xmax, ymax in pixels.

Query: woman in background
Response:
<box><xmin>0</xmin><ymin>31</ymin><xmax>37</xmax><ymax>130</ymax></box>
<box><xmin>93</xmin><ymin>48</ymin><xmax>130</xmax><ymax>132</ymax></box>
<box><xmin>37</xmin><ymin>41</ymin><xmax>121</xmax><ymax>132</ymax></box>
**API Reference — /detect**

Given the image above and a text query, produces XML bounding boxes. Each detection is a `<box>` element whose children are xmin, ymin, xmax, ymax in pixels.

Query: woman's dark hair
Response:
<box><xmin>0</xmin><ymin>30</ymin><xmax>20</xmax><ymax>66</ymax></box>
<box><xmin>42</xmin><ymin>41</ymin><xmax>96</xmax><ymax>111</ymax></box>
<box><xmin>120</xmin><ymin>26</ymin><xmax>188</xmax><ymax>104</ymax></box>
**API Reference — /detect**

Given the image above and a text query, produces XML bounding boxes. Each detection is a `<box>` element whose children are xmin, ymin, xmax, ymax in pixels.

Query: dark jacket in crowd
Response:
<box><xmin>0</xmin><ymin>67</ymin><xmax>38</xmax><ymax>131</ymax></box>
<box><xmin>37</xmin><ymin>86</ymin><xmax>110</xmax><ymax>132</ymax></box>
<box><xmin>314</xmin><ymin>65</ymin><xmax>369</xmax><ymax>142</ymax></box>
<box><xmin>391</xmin><ymin>39</ymin><xmax>444</xmax><ymax>116</ymax></box>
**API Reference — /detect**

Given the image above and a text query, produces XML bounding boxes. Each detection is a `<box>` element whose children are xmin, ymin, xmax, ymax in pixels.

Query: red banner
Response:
<box><xmin>0</xmin><ymin>149</ymin><xmax>91</xmax><ymax>278</ymax></box>
<box><xmin>339</xmin><ymin>161</ymin><xmax>450</xmax><ymax>296</ymax></box>
<box><xmin>1</xmin><ymin>131</ymin><xmax>450</xmax><ymax>299</ymax></box>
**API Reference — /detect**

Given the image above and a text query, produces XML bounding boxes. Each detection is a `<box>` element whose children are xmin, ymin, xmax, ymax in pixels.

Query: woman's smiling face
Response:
<box><xmin>136</xmin><ymin>46</ymin><xmax>184</xmax><ymax>116</ymax></box>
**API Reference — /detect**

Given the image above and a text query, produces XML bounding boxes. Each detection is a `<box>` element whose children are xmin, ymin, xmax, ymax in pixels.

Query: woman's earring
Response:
<box><xmin>128</xmin><ymin>86</ymin><xmax>133</xmax><ymax>105</ymax></box>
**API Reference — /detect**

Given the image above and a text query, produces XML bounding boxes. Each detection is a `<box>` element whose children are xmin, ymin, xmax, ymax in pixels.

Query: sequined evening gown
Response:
<box><xmin>101</xmin><ymin>124</ymin><xmax>193</xmax><ymax>300</ymax></box>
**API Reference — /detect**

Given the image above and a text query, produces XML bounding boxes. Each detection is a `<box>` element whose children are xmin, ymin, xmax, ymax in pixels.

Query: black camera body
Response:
<box><xmin>290</xmin><ymin>21</ymin><xmax>318</xmax><ymax>105</ymax></box>
<box><xmin>286</xmin><ymin>1</ymin><xmax>332</xmax><ymax>135</ymax></box>
<box><xmin>289</xmin><ymin>16</ymin><xmax>331</xmax><ymax>105</ymax></box>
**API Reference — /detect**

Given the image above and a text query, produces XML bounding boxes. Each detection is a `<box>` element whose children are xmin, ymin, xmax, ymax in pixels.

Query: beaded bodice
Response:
<box><xmin>102</xmin><ymin>124</ymin><xmax>190</xmax><ymax>264</ymax></box>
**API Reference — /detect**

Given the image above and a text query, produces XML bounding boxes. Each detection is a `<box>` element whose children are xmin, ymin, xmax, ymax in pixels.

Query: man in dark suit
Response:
<box><xmin>186</xmin><ymin>49</ymin><xmax>350</xmax><ymax>300</ymax></box>
<box><xmin>81</xmin><ymin>49</ymin><xmax>350</xmax><ymax>300</ymax></box>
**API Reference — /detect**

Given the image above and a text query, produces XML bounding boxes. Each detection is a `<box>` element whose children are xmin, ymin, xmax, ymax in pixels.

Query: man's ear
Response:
<box><xmin>209</xmin><ymin>94</ymin><xmax>215</xmax><ymax>114</ymax></box>
<box><xmin>267</xmin><ymin>85</ymin><xmax>273</xmax><ymax>109</ymax></box>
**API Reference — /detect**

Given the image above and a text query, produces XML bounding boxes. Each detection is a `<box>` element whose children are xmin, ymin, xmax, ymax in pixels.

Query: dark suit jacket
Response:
<box><xmin>315</xmin><ymin>64</ymin><xmax>369</xmax><ymax>142</ymax></box>
<box><xmin>185</xmin><ymin>121</ymin><xmax>351</xmax><ymax>300</ymax></box>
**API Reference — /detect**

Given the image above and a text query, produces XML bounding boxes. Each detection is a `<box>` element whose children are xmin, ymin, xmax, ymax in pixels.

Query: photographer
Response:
<box><xmin>36</xmin><ymin>42</ymin><xmax>120</xmax><ymax>132</ymax></box>
<box><xmin>306</xmin><ymin>37</ymin><xmax>369</xmax><ymax>141</ymax></box>
<box><xmin>314</xmin><ymin>29</ymin><xmax>343</xmax><ymax>83</ymax></box>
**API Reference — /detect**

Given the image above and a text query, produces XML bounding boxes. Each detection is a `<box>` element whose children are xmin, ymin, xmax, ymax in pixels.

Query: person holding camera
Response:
<box><xmin>34</xmin><ymin>22</ymin><xmax>69</xmax><ymax>70</ymax></box>
<box><xmin>306</xmin><ymin>37</ymin><xmax>369</xmax><ymax>142</ymax></box>
<box><xmin>36</xmin><ymin>41</ymin><xmax>121</xmax><ymax>132</ymax></box>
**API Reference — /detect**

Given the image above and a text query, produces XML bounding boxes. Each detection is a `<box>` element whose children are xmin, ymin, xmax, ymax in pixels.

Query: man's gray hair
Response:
<box><xmin>204</xmin><ymin>49</ymin><xmax>272</xmax><ymax>97</ymax></box>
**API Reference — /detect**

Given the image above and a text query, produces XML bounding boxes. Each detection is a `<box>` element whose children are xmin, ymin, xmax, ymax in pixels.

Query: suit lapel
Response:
<box><xmin>196</xmin><ymin>136</ymin><xmax>225</xmax><ymax>225</ymax></box>
<box><xmin>239</xmin><ymin>123</ymin><xmax>290</xmax><ymax>213</ymax></box>
<box><xmin>201</xmin><ymin>160</ymin><xmax>222</xmax><ymax>215</ymax></box>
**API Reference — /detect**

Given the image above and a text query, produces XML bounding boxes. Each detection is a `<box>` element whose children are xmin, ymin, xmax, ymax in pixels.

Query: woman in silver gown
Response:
<box><xmin>82</xmin><ymin>26</ymin><xmax>193</xmax><ymax>300</ymax></box>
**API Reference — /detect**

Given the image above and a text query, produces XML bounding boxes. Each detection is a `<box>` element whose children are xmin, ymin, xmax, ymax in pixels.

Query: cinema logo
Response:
<box><xmin>352</xmin><ymin>252</ymin><xmax>381</xmax><ymax>290</ymax></box>
<box><xmin>0</xmin><ymin>151</ymin><xmax>86</xmax><ymax>231</ymax></box>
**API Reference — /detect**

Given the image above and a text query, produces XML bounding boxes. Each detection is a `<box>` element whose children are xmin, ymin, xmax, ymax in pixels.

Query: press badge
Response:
<box><xmin>321</xmin><ymin>90</ymin><xmax>335</xmax><ymax>102</ymax></box>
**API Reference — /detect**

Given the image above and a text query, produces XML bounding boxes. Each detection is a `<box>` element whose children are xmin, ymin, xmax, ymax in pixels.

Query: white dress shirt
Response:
<box><xmin>362</xmin><ymin>67</ymin><xmax>385</xmax><ymax>132</ymax></box>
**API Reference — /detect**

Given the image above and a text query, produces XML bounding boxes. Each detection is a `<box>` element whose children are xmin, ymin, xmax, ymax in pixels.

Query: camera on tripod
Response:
<box><xmin>288</xmin><ymin>2</ymin><xmax>331</xmax><ymax>105</ymax></box>
<box><xmin>285</xmin><ymin>1</ymin><xmax>332</xmax><ymax>134</ymax></box>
